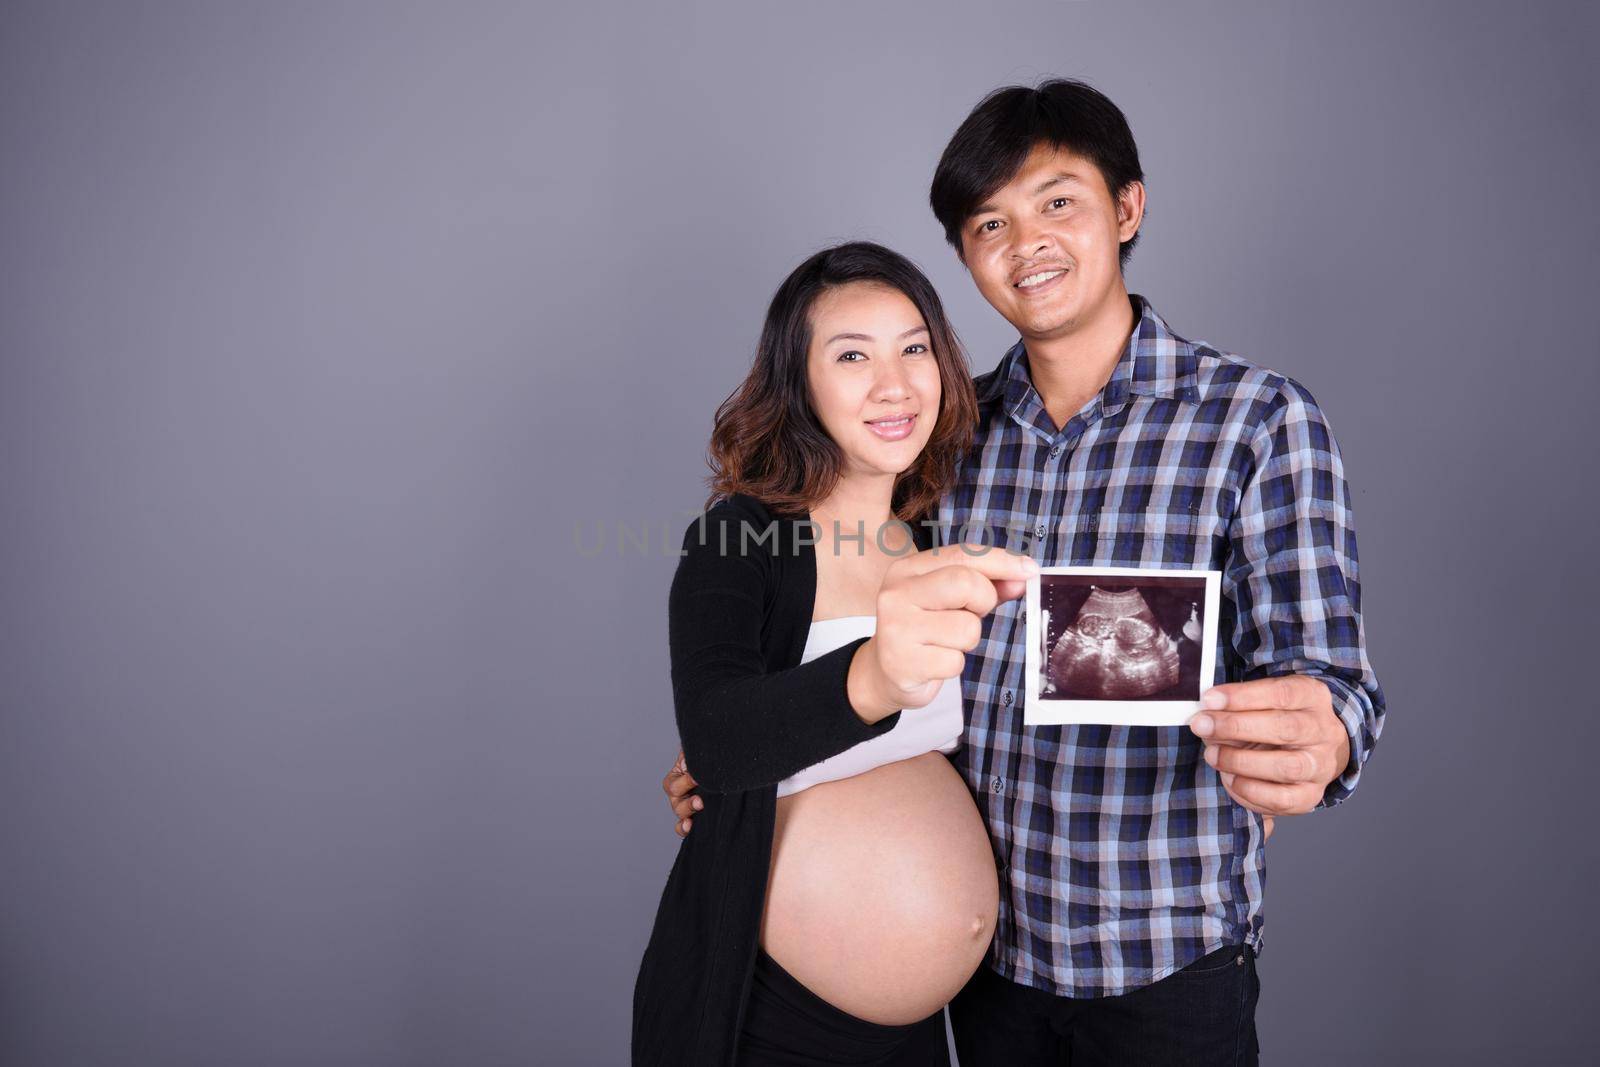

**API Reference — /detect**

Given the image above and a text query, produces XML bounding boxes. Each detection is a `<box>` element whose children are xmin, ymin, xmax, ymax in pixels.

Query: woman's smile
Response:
<box><xmin>865</xmin><ymin>412</ymin><xmax>918</xmax><ymax>441</ymax></box>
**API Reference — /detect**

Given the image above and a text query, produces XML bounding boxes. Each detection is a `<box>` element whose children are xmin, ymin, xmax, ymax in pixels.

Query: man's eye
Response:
<box><xmin>978</xmin><ymin>220</ymin><xmax>1000</xmax><ymax>233</ymax></box>
<box><xmin>904</xmin><ymin>343</ymin><xmax>929</xmax><ymax>355</ymax></box>
<box><xmin>1050</xmin><ymin>197</ymin><xmax>1070</xmax><ymax>209</ymax></box>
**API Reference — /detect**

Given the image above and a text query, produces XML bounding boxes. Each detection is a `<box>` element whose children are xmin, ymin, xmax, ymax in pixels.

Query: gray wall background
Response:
<box><xmin>2</xmin><ymin>1</ymin><xmax>1595</xmax><ymax>1064</ymax></box>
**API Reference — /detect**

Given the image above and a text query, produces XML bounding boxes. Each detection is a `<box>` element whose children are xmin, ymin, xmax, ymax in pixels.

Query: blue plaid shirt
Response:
<box><xmin>936</xmin><ymin>294</ymin><xmax>1384</xmax><ymax>997</ymax></box>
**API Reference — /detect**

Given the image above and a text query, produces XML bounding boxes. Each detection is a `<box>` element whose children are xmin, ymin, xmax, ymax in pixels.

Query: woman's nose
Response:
<box><xmin>872</xmin><ymin>360</ymin><xmax>913</xmax><ymax>401</ymax></box>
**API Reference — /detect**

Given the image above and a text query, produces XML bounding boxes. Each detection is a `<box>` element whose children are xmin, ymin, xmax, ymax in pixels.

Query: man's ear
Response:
<box><xmin>1116</xmin><ymin>181</ymin><xmax>1146</xmax><ymax>243</ymax></box>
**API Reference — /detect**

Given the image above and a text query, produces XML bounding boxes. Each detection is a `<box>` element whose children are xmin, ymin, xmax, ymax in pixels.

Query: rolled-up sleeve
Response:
<box><xmin>1223</xmin><ymin>377</ymin><xmax>1386</xmax><ymax>810</ymax></box>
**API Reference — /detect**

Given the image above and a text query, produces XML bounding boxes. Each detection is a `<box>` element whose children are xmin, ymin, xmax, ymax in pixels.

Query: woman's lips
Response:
<box><xmin>865</xmin><ymin>413</ymin><xmax>917</xmax><ymax>441</ymax></box>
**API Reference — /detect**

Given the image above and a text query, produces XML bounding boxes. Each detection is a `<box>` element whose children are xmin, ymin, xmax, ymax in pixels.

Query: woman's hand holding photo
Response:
<box><xmin>848</xmin><ymin>545</ymin><xmax>1039</xmax><ymax>721</ymax></box>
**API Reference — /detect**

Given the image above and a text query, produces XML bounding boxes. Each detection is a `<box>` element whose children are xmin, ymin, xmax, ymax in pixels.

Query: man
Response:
<box><xmin>664</xmin><ymin>78</ymin><xmax>1384</xmax><ymax>1064</ymax></box>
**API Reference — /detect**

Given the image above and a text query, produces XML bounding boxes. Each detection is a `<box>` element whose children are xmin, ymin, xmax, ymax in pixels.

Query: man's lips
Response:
<box><xmin>1013</xmin><ymin>265</ymin><xmax>1069</xmax><ymax>292</ymax></box>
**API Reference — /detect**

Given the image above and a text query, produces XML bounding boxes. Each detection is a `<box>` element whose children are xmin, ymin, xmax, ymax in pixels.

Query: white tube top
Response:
<box><xmin>775</xmin><ymin>615</ymin><xmax>964</xmax><ymax>799</ymax></box>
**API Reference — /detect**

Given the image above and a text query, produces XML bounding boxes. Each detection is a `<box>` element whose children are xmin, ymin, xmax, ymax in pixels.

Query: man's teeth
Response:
<box><xmin>1017</xmin><ymin>269</ymin><xmax>1064</xmax><ymax>288</ymax></box>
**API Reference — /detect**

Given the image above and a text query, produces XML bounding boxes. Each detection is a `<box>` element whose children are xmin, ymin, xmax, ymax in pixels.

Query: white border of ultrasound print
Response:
<box><xmin>1024</xmin><ymin>565</ymin><xmax>1221</xmax><ymax>726</ymax></box>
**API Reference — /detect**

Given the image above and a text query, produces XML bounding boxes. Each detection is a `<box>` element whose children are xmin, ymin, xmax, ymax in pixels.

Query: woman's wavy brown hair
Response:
<box><xmin>703</xmin><ymin>242</ymin><xmax>977</xmax><ymax>523</ymax></box>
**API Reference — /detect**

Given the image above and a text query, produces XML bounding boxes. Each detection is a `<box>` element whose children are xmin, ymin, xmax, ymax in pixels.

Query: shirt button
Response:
<box><xmin>1050</xmin><ymin>444</ymin><xmax>1061</xmax><ymax>457</ymax></box>
<box><xmin>1035</xmin><ymin>522</ymin><xmax>1046</xmax><ymax>538</ymax></box>
<box><xmin>990</xmin><ymin>776</ymin><xmax>1004</xmax><ymax>795</ymax></box>
<box><xmin>1002</xmin><ymin>690</ymin><xmax>1013</xmax><ymax>706</ymax></box>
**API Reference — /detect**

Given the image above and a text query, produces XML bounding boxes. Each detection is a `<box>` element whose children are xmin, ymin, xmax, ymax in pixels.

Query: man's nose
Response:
<box><xmin>1010</xmin><ymin>219</ymin><xmax>1051</xmax><ymax>260</ymax></box>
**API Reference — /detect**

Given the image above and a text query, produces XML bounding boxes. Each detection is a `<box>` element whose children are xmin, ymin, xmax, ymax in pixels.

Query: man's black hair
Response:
<box><xmin>930</xmin><ymin>78</ymin><xmax>1145</xmax><ymax>270</ymax></box>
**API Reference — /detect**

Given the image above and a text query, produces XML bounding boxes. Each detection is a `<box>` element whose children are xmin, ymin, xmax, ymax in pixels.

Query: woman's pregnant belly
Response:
<box><xmin>758</xmin><ymin>751</ymin><xmax>999</xmax><ymax>1025</ymax></box>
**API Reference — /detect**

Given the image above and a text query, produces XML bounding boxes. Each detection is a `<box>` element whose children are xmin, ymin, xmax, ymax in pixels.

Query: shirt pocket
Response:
<box><xmin>1061</xmin><ymin>502</ymin><xmax>1215</xmax><ymax>569</ymax></box>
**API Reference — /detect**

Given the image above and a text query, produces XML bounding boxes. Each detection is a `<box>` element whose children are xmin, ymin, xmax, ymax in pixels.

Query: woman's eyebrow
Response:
<box><xmin>825</xmin><ymin>326</ymin><xmax>930</xmax><ymax>344</ymax></box>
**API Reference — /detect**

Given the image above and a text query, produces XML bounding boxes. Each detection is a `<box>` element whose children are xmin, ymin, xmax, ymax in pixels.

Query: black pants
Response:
<box><xmin>948</xmin><ymin>944</ymin><xmax>1260</xmax><ymax>1066</ymax></box>
<box><xmin>735</xmin><ymin>946</ymin><xmax>951</xmax><ymax>1066</ymax></box>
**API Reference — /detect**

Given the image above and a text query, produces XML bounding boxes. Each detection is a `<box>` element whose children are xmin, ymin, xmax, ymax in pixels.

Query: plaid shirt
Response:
<box><xmin>935</xmin><ymin>294</ymin><xmax>1384</xmax><ymax>997</ymax></box>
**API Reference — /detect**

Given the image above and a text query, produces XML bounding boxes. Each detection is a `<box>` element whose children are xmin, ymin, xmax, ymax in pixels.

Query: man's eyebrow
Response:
<box><xmin>1033</xmin><ymin>172</ymin><xmax>1083</xmax><ymax>195</ymax></box>
<box><xmin>825</xmin><ymin>326</ymin><xmax>930</xmax><ymax>344</ymax></box>
<box><xmin>970</xmin><ymin>172</ymin><xmax>1083</xmax><ymax>217</ymax></box>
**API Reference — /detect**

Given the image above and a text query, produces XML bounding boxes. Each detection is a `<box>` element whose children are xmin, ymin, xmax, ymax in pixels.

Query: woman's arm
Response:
<box><xmin>668</xmin><ymin>501</ymin><xmax>902</xmax><ymax>793</ymax></box>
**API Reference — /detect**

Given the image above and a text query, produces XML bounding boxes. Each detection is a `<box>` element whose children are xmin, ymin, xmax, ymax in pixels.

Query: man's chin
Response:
<box><xmin>1016</xmin><ymin>309</ymin><xmax>1078</xmax><ymax>340</ymax></box>
<box><xmin>997</xmin><ymin>293</ymin><xmax>1076</xmax><ymax>337</ymax></box>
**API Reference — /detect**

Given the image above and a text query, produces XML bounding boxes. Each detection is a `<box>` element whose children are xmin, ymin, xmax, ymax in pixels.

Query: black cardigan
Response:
<box><xmin>631</xmin><ymin>492</ymin><xmax>932</xmax><ymax>1066</ymax></box>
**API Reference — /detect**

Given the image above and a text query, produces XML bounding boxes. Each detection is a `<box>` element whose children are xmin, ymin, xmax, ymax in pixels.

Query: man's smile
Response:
<box><xmin>1013</xmin><ymin>264</ymin><xmax>1070</xmax><ymax>296</ymax></box>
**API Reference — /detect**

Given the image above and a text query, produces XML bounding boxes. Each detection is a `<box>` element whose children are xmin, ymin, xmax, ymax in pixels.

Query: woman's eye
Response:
<box><xmin>837</xmin><ymin>351</ymin><xmax>865</xmax><ymax>362</ymax></box>
<box><xmin>904</xmin><ymin>343</ymin><xmax>929</xmax><ymax>355</ymax></box>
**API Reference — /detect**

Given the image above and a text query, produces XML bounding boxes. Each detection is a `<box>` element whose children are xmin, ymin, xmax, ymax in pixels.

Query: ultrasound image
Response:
<box><xmin>1041</xmin><ymin>577</ymin><xmax>1205</xmax><ymax>701</ymax></box>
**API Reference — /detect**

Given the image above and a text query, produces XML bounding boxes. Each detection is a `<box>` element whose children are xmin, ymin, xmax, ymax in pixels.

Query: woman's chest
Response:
<box><xmin>810</xmin><ymin>544</ymin><xmax>897</xmax><ymax>620</ymax></box>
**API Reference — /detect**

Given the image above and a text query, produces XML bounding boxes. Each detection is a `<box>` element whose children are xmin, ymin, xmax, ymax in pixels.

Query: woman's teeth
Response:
<box><xmin>867</xmin><ymin>414</ymin><xmax>916</xmax><ymax>440</ymax></box>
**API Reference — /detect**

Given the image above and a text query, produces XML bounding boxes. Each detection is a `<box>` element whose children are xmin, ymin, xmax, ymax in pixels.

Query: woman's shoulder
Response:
<box><xmin>688</xmin><ymin>492</ymin><xmax>774</xmax><ymax>539</ymax></box>
<box><xmin>716</xmin><ymin>491</ymin><xmax>772</xmax><ymax>522</ymax></box>
<box><xmin>698</xmin><ymin>492</ymin><xmax>811</xmax><ymax>537</ymax></box>
<box><xmin>692</xmin><ymin>496</ymin><xmax>937</xmax><ymax>552</ymax></box>
<box><xmin>677</xmin><ymin>492</ymin><xmax>804</xmax><ymax>565</ymax></box>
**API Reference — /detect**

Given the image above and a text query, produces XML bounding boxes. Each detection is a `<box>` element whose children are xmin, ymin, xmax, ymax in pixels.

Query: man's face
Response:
<box><xmin>958</xmin><ymin>142</ymin><xmax>1143</xmax><ymax>340</ymax></box>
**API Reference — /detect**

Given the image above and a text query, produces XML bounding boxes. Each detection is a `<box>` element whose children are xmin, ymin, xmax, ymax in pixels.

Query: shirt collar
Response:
<box><xmin>976</xmin><ymin>294</ymin><xmax>1201</xmax><ymax>421</ymax></box>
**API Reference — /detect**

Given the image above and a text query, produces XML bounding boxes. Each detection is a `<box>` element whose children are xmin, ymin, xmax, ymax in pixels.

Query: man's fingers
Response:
<box><xmin>1191</xmin><ymin>706</ymin><xmax>1314</xmax><ymax>747</ymax></box>
<box><xmin>675</xmin><ymin>817</ymin><xmax>692</xmax><ymax>838</ymax></box>
<box><xmin>663</xmin><ymin>750</ymin><xmax>699</xmax><ymax>799</ymax></box>
<box><xmin>671</xmin><ymin>793</ymin><xmax>703</xmax><ymax>820</ymax></box>
<box><xmin>1201</xmin><ymin>675</ymin><xmax>1325</xmax><ymax>713</ymax></box>
<box><xmin>1205</xmin><ymin>742</ymin><xmax>1322</xmax><ymax>784</ymax></box>
<box><xmin>1221</xmin><ymin>771</ymin><xmax>1318</xmax><ymax>816</ymax></box>
<box><xmin>1262</xmin><ymin>815</ymin><xmax>1276</xmax><ymax>841</ymax></box>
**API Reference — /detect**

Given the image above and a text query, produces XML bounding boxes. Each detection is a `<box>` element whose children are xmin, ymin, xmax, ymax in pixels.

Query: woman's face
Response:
<box><xmin>804</xmin><ymin>282</ymin><xmax>942</xmax><ymax>480</ymax></box>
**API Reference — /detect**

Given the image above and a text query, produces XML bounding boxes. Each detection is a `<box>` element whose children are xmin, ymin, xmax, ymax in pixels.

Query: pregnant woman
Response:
<box><xmin>631</xmin><ymin>242</ymin><xmax>1036</xmax><ymax>1066</ymax></box>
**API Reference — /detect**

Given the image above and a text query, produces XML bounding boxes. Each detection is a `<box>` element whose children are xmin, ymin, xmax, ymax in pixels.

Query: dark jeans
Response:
<box><xmin>948</xmin><ymin>944</ymin><xmax>1260</xmax><ymax>1066</ymax></box>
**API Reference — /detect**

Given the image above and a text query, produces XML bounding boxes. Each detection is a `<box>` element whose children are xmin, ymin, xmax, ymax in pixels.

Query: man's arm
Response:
<box><xmin>1190</xmin><ymin>376</ymin><xmax>1386</xmax><ymax>815</ymax></box>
